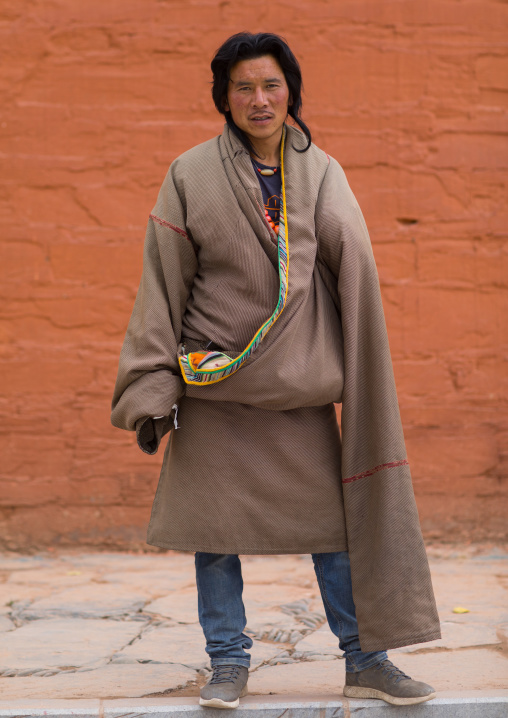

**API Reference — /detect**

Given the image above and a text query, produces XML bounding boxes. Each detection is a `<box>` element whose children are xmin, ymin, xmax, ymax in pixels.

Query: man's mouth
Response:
<box><xmin>250</xmin><ymin>114</ymin><xmax>272</xmax><ymax>122</ymax></box>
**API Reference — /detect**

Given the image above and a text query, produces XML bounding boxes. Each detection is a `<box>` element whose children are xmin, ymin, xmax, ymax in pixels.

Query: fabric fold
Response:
<box><xmin>110</xmin><ymin>168</ymin><xmax>198</xmax><ymax>437</ymax></box>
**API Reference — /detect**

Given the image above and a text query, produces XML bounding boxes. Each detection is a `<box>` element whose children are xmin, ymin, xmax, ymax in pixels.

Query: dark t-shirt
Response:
<box><xmin>251</xmin><ymin>158</ymin><xmax>282</xmax><ymax>235</ymax></box>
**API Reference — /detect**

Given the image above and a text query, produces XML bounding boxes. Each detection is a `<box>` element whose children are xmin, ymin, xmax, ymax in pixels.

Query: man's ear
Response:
<box><xmin>223</xmin><ymin>97</ymin><xmax>230</xmax><ymax>112</ymax></box>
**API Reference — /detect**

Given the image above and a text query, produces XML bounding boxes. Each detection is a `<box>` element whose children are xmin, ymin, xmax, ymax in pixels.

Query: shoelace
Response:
<box><xmin>375</xmin><ymin>660</ymin><xmax>411</xmax><ymax>684</ymax></box>
<box><xmin>209</xmin><ymin>664</ymin><xmax>241</xmax><ymax>684</ymax></box>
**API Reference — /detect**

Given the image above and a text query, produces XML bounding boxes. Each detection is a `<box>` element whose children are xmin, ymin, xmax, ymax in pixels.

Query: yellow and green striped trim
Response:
<box><xmin>178</xmin><ymin>126</ymin><xmax>289</xmax><ymax>386</ymax></box>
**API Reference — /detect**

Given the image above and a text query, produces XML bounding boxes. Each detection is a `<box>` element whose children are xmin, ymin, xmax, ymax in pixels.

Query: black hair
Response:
<box><xmin>211</xmin><ymin>32</ymin><xmax>312</xmax><ymax>156</ymax></box>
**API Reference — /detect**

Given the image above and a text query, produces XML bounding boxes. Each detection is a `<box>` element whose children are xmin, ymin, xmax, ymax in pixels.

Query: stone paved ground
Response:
<box><xmin>0</xmin><ymin>546</ymin><xmax>507</xmax><ymax>701</ymax></box>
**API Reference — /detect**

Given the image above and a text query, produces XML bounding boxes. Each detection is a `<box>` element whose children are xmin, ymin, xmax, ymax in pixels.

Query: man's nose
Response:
<box><xmin>252</xmin><ymin>87</ymin><xmax>268</xmax><ymax>106</ymax></box>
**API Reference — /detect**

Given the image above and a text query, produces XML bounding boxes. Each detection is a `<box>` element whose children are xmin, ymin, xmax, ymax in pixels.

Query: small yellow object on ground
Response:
<box><xmin>452</xmin><ymin>606</ymin><xmax>470</xmax><ymax>613</ymax></box>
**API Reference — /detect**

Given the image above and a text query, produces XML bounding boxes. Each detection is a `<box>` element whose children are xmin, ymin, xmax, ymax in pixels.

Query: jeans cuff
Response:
<box><xmin>346</xmin><ymin>651</ymin><xmax>388</xmax><ymax>673</ymax></box>
<box><xmin>211</xmin><ymin>657</ymin><xmax>251</xmax><ymax>669</ymax></box>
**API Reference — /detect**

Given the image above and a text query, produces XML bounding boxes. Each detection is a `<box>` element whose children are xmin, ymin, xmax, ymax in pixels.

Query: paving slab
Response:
<box><xmin>249</xmin><ymin>642</ymin><xmax>289</xmax><ymax>670</ymax></box>
<box><xmin>0</xmin><ymin>556</ymin><xmax>54</xmax><ymax>571</ymax></box>
<box><xmin>392</xmin><ymin>620</ymin><xmax>501</xmax><ymax>653</ymax></box>
<box><xmin>430</xmin><ymin>563</ymin><xmax>508</xmax><ymax>625</ymax></box>
<box><xmin>248</xmin><ymin>659</ymin><xmax>361</xmax><ymax>696</ymax></box>
<box><xmin>293</xmin><ymin>625</ymin><xmax>342</xmax><ymax>657</ymax></box>
<box><xmin>0</xmin><ymin>583</ymin><xmax>53</xmax><ymax>612</ymax></box>
<box><xmin>63</xmin><ymin>553</ymin><xmax>198</xmax><ymax>571</ymax></box>
<box><xmin>0</xmin><ymin>618</ymin><xmax>141</xmax><ymax>672</ymax></box>
<box><xmin>16</xmin><ymin>584</ymin><xmax>150</xmax><ymax>620</ymax></box>
<box><xmin>245</xmin><ymin>608</ymin><xmax>302</xmax><ymax>640</ymax></box>
<box><xmin>240</xmin><ymin>556</ymin><xmax>318</xmax><ymax>589</ymax></box>
<box><xmin>114</xmin><ymin>623</ymin><xmax>209</xmax><ymax>670</ymax></box>
<box><xmin>0</xmin><ymin>664</ymin><xmax>197</xmax><ymax>700</ymax></box>
<box><xmin>0</xmin><ymin>616</ymin><xmax>15</xmax><ymax>632</ymax></box>
<box><xmin>242</xmin><ymin>583</ymin><xmax>318</xmax><ymax>608</ymax></box>
<box><xmin>249</xmin><ymin>647</ymin><xmax>508</xmax><ymax>695</ymax></box>
<box><xmin>144</xmin><ymin>589</ymin><xmax>200</xmax><ymax>624</ymax></box>
<box><xmin>6</xmin><ymin>569</ymin><xmax>98</xmax><ymax>588</ymax></box>
<box><xmin>101</xmin><ymin>570</ymin><xmax>194</xmax><ymax>592</ymax></box>
<box><xmin>385</xmin><ymin>648</ymin><xmax>508</xmax><ymax>692</ymax></box>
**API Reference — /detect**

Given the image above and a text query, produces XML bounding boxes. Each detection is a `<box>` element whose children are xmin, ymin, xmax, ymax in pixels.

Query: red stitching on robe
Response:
<box><xmin>343</xmin><ymin>459</ymin><xmax>409</xmax><ymax>484</ymax></box>
<box><xmin>150</xmin><ymin>213</ymin><xmax>191</xmax><ymax>243</ymax></box>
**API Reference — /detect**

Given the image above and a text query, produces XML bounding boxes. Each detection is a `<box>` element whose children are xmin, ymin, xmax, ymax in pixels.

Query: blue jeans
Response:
<box><xmin>195</xmin><ymin>551</ymin><xmax>387</xmax><ymax>672</ymax></box>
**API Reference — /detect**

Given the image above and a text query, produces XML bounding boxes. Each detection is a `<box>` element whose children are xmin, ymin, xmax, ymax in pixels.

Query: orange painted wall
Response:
<box><xmin>1</xmin><ymin>1</ymin><xmax>507</xmax><ymax>550</ymax></box>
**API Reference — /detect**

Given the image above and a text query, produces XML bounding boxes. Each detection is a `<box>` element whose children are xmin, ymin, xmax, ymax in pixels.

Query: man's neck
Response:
<box><xmin>249</xmin><ymin>129</ymin><xmax>283</xmax><ymax>167</ymax></box>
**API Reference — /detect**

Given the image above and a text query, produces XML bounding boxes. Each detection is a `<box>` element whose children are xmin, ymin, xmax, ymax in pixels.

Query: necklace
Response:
<box><xmin>258</xmin><ymin>167</ymin><xmax>277</xmax><ymax>176</ymax></box>
<box><xmin>252</xmin><ymin>158</ymin><xmax>278</xmax><ymax>176</ymax></box>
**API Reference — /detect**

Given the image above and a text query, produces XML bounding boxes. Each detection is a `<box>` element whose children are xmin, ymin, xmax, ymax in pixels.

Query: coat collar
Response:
<box><xmin>221</xmin><ymin>121</ymin><xmax>307</xmax><ymax>164</ymax></box>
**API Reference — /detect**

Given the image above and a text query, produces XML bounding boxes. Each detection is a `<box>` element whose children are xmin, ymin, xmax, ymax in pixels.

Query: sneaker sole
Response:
<box><xmin>199</xmin><ymin>686</ymin><xmax>248</xmax><ymax>709</ymax></box>
<box><xmin>343</xmin><ymin>685</ymin><xmax>436</xmax><ymax>706</ymax></box>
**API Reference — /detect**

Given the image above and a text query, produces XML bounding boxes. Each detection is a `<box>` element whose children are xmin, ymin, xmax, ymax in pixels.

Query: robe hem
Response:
<box><xmin>146</xmin><ymin>537</ymin><xmax>348</xmax><ymax>555</ymax></box>
<box><xmin>360</xmin><ymin>628</ymin><xmax>442</xmax><ymax>653</ymax></box>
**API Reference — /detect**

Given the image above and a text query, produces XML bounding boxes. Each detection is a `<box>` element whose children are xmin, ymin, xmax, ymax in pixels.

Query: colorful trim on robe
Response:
<box><xmin>342</xmin><ymin>459</ymin><xmax>409</xmax><ymax>484</ymax></box>
<box><xmin>178</xmin><ymin>126</ymin><xmax>289</xmax><ymax>386</ymax></box>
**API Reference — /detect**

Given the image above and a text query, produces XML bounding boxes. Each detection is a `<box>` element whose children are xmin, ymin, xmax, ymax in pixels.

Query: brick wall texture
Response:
<box><xmin>1</xmin><ymin>1</ymin><xmax>507</xmax><ymax>550</ymax></box>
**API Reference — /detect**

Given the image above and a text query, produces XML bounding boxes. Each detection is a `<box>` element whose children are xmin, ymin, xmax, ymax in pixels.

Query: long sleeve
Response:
<box><xmin>316</xmin><ymin>157</ymin><xmax>406</xmax><ymax>477</ymax></box>
<box><xmin>315</xmin><ymin>157</ymin><xmax>440</xmax><ymax>651</ymax></box>
<box><xmin>111</xmin><ymin>166</ymin><xmax>198</xmax><ymax>454</ymax></box>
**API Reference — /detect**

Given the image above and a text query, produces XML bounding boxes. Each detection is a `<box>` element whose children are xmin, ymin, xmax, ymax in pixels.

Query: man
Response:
<box><xmin>111</xmin><ymin>32</ymin><xmax>440</xmax><ymax>709</ymax></box>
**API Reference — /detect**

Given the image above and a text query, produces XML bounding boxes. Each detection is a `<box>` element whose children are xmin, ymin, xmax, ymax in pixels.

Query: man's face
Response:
<box><xmin>225</xmin><ymin>55</ymin><xmax>290</xmax><ymax>151</ymax></box>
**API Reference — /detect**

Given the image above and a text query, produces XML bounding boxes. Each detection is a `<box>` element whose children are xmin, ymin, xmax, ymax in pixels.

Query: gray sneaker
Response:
<box><xmin>199</xmin><ymin>664</ymin><xmax>249</xmax><ymax>709</ymax></box>
<box><xmin>343</xmin><ymin>659</ymin><xmax>436</xmax><ymax>706</ymax></box>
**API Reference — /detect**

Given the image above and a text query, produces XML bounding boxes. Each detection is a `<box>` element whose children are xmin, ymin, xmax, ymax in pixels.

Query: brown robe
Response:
<box><xmin>111</xmin><ymin>124</ymin><xmax>441</xmax><ymax>651</ymax></box>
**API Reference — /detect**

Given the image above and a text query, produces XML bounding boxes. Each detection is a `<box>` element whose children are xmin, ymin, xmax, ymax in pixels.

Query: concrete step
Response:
<box><xmin>1</xmin><ymin>695</ymin><xmax>508</xmax><ymax>718</ymax></box>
